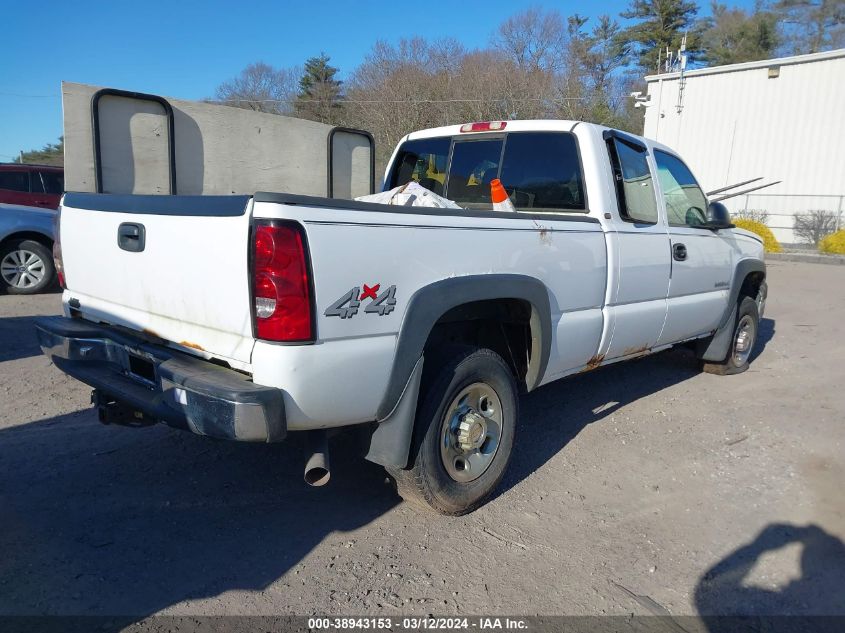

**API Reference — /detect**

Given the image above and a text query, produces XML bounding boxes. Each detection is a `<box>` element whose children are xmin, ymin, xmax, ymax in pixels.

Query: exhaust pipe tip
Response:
<box><xmin>304</xmin><ymin>464</ymin><xmax>331</xmax><ymax>487</ymax></box>
<box><xmin>303</xmin><ymin>430</ymin><xmax>330</xmax><ymax>487</ymax></box>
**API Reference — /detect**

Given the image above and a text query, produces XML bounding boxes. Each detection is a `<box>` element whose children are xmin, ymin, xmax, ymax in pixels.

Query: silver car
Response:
<box><xmin>0</xmin><ymin>203</ymin><xmax>57</xmax><ymax>294</ymax></box>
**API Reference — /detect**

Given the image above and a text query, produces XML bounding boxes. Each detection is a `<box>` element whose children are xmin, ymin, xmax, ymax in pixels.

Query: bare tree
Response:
<box><xmin>492</xmin><ymin>8</ymin><xmax>567</xmax><ymax>72</ymax></box>
<box><xmin>775</xmin><ymin>0</ymin><xmax>845</xmax><ymax>53</ymax></box>
<box><xmin>343</xmin><ymin>33</ymin><xmax>568</xmax><ymax>171</ymax></box>
<box><xmin>733</xmin><ymin>208</ymin><xmax>770</xmax><ymax>223</ymax></box>
<box><xmin>214</xmin><ymin>62</ymin><xmax>300</xmax><ymax>115</ymax></box>
<box><xmin>210</xmin><ymin>3</ymin><xmax>818</xmax><ymax>153</ymax></box>
<box><xmin>341</xmin><ymin>12</ymin><xmax>641</xmax><ymax>169</ymax></box>
<box><xmin>793</xmin><ymin>209</ymin><xmax>839</xmax><ymax>244</ymax></box>
<box><xmin>212</xmin><ymin>7</ymin><xmax>644</xmax><ymax>159</ymax></box>
<box><xmin>343</xmin><ymin>38</ymin><xmax>453</xmax><ymax>169</ymax></box>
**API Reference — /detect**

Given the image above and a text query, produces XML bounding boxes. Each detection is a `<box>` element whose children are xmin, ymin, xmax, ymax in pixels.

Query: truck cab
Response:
<box><xmin>385</xmin><ymin>120</ymin><xmax>763</xmax><ymax>370</ymax></box>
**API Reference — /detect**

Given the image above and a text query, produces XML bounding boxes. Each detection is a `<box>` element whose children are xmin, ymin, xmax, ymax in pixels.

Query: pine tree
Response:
<box><xmin>620</xmin><ymin>0</ymin><xmax>703</xmax><ymax>72</ymax></box>
<box><xmin>701</xmin><ymin>3</ymin><xmax>780</xmax><ymax>66</ymax></box>
<box><xmin>295</xmin><ymin>53</ymin><xmax>344</xmax><ymax>124</ymax></box>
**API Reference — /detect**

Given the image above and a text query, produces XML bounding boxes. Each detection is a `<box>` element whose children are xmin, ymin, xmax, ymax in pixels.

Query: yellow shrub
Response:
<box><xmin>733</xmin><ymin>219</ymin><xmax>783</xmax><ymax>253</ymax></box>
<box><xmin>819</xmin><ymin>229</ymin><xmax>845</xmax><ymax>254</ymax></box>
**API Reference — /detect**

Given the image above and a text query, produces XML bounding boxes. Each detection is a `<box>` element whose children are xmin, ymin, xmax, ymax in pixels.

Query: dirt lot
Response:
<box><xmin>0</xmin><ymin>261</ymin><xmax>843</xmax><ymax>624</ymax></box>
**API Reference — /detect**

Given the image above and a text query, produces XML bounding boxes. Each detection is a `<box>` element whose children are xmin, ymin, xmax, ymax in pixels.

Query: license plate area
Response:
<box><xmin>127</xmin><ymin>352</ymin><xmax>156</xmax><ymax>386</ymax></box>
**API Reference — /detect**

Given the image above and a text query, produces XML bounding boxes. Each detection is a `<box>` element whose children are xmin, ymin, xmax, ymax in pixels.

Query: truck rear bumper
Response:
<box><xmin>35</xmin><ymin>316</ymin><xmax>285</xmax><ymax>442</ymax></box>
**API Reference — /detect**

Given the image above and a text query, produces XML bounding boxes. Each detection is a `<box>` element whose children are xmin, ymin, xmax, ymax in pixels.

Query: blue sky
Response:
<box><xmin>0</xmin><ymin>0</ymin><xmax>753</xmax><ymax>161</ymax></box>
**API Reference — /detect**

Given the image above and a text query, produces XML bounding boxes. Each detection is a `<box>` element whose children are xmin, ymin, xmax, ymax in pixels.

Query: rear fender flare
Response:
<box><xmin>365</xmin><ymin>274</ymin><xmax>551</xmax><ymax>469</ymax></box>
<box><xmin>376</xmin><ymin>274</ymin><xmax>552</xmax><ymax>420</ymax></box>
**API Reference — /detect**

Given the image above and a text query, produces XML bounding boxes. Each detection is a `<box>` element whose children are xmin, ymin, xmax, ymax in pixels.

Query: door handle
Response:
<box><xmin>673</xmin><ymin>243</ymin><xmax>687</xmax><ymax>261</ymax></box>
<box><xmin>117</xmin><ymin>223</ymin><xmax>146</xmax><ymax>252</ymax></box>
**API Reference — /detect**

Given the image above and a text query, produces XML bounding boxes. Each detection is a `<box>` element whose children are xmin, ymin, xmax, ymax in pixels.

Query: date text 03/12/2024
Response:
<box><xmin>307</xmin><ymin>617</ymin><xmax>529</xmax><ymax>630</ymax></box>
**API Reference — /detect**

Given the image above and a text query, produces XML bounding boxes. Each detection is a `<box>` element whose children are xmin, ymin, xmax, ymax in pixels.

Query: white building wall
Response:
<box><xmin>643</xmin><ymin>49</ymin><xmax>845</xmax><ymax>244</ymax></box>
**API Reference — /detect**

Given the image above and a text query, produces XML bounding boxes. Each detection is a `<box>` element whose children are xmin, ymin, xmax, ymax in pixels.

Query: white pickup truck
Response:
<box><xmin>37</xmin><ymin>119</ymin><xmax>766</xmax><ymax>515</ymax></box>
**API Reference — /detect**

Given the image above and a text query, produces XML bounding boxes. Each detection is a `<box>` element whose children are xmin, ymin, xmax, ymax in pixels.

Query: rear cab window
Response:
<box><xmin>0</xmin><ymin>171</ymin><xmax>30</xmax><ymax>192</ymax></box>
<box><xmin>387</xmin><ymin>131</ymin><xmax>587</xmax><ymax>213</ymax></box>
<box><xmin>40</xmin><ymin>171</ymin><xmax>64</xmax><ymax>194</ymax></box>
<box><xmin>30</xmin><ymin>171</ymin><xmax>45</xmax><ymax>193</ymax></box>
<box><xmin>446</xmin><ymin>139</ymin><xmax>503</xmax><ymax>204</ymax></box>
<box><xmin>388</xmin><ymin>138</ymin><xmax>450</xmax><ymax>197</ymax></box>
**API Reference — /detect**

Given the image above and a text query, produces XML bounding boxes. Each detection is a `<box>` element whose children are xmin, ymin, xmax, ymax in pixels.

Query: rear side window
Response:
<box><xmin>40</xmin><ymin>171</ymin><xmax>64</xmax><ymax>194</ymax></box>
<box><xmin>499</xmin><ymin>133</ymin><xmax>585</xmax><ymax>211</ymax></box>
<box><xmin>607</xmin><ymin>137</ymin><xmax>658</xmax><ymax>223</ymax></box>
<box><xmin>0</xmin><ymin>171</ymin><xmax>29</xmax><ymax>192</ymax></box>
<box><xmin>387</xmin><ymin>137</ymin><xmax>450</xmax><ymax>196</ymax></box>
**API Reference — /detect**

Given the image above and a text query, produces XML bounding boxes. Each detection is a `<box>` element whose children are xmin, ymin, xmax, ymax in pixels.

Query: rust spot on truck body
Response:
<box><xmin>179</xmin><ymin>341</ymin><xmax>205</xmax><ymax>352</ymax></box>
<box><xmin>579</xmin><ymin>353</ymin><xmax>605</xmax><ymax>373</ymax></box>
<box><xmin>623</xmin><ymin>345</ymin><xmax>650</xmax><ymax>357</ymax></box>
<box><xmin>530</xmin><ymin>218</ymin><xmax>553</xmax><ymax>246</ymax></box>
<box><xmin>538</xmin><ymin>226</ymin><xmax>552</xmax><ymax>245</ymax></box>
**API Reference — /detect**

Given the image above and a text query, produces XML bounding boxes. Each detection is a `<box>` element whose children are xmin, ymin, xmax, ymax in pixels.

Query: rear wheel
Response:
<box><xmin>387</xmin><ymin>346</ymin><xmax>518</xmax><ymax>515</ymax></box>
<box><xmin>701</xmin><ymin>296</ymin><xmax>759</xmax><ymax>375</ymax></box>
<box><xmin>0</xmin><ymin>239</ymin><xmax>55</xmax><ymax>295</ymax></box>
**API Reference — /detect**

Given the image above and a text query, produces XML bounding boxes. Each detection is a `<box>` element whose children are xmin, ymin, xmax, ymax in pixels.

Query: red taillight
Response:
<box><xmin>53</xmin><ymin>207</ymin><xmax>65</xmax><ymax>289</ymax></box>
<box><xmin>252</xmin><ymin>222</ymin><xmax>313</xmax><ymax>342</ymax></box>
<box><xmin>459</xmin><ymin>121</ymin><xmax>507</xmax><ymax>133</ymax></box>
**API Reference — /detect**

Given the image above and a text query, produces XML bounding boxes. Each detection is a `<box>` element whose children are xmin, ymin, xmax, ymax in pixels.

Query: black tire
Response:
<box><xmin>701</xmin><ymin>296</ymin><xmax>759</xmax><ymax>375</ymax></box>
<box><xmin>0</xmin><ymin>239</ymin><xmax>55</xmax><ymax>295</ymax></box>
<box><xmin>387</xmin><ymin>346</ymin><xmax>518</xmax><ymax>515</ymax></box>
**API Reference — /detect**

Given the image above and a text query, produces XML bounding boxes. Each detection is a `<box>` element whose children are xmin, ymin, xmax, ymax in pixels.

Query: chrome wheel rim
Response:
<box><xmin>440</xmin><ymin>382</ymin><xmax>503</xmax><ymax>483</ymax></box>
<box><xmin>1</xmin><ymin>249</ymin><xmax>46</xmax><ymax>289</ymax></box>
<box><xmin>732</xmin><ymin>315</ymin><xmax>756</xmax><ymax>366</ymax></box>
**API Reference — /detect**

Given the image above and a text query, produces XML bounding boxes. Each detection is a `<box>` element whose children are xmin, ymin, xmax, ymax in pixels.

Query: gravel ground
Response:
<box><xmin>0</xmin><ymin>261</ymin><xmax>843</xmax><ymax>625</ymax></box>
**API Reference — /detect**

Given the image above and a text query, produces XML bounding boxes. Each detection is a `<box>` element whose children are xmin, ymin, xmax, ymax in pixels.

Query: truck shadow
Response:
<box><xmin>501</xmin><ymin>346</ymin><xmax>699</xmax><ymax>497</ymax></box>
<box><xmin>0</xmin><ymin>320</ymin><xmax>777</xmax><ymax>626</ymax></box>
<box><xmin>694</xmin><ymin>523</ymin><xmax>845</xmax><ymax>627</ymax></box>
<box><xmin>751</xmin><ymin>317</ymin><xmax>775</xmax><ymax>362</ymax></box>
<box><xmin>501</xmin><ymin>318</ymin><xmax>775</xmax><ymax>498</ymax></box>
<box><xmin>0</xmin><ymin>413</ymin><xmax>398</xmax><ymax>626</ymax></box>
<box><xmin>0</xmin><ymin>315</ymin><xmax>47</xmax><ymax>362</ymax></box>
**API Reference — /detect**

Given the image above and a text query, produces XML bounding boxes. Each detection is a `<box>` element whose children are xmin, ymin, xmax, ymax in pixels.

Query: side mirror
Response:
<box><xmin>702</xmin><ymin>201</ymin><xmax>735</xmax><ymax>230</ymax></box>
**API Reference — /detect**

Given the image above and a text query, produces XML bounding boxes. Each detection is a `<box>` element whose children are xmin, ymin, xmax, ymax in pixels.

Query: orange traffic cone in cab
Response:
<box><xmin>490</xmin><ymin>179</ymin><xmax>516</xmax><ymax>212</ymax></box>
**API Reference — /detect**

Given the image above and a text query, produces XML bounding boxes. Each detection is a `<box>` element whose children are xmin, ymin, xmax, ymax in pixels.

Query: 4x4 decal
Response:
<box><xmin>325</xmin><ymin>284</ymin><xmax>397</xmax><ymax>319</ymax></box>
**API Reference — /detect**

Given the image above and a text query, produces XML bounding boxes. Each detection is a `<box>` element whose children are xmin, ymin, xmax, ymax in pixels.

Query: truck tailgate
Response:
<box><xmin>59</xmin><ymin>194</ymin><xmax>255</xmax><ymax>367</ymax></box>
